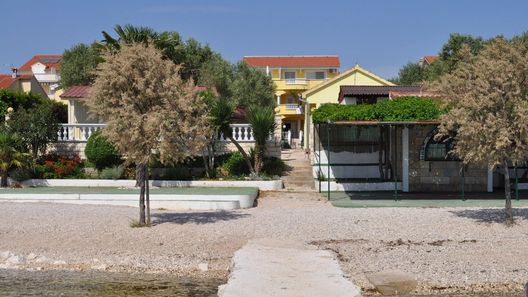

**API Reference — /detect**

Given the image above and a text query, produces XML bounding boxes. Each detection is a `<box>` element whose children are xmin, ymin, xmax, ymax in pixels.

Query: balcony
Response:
<box><xmin>34</xmin><ymin>73</ymin><xmax>60</xmax><ymax>83</ymax></box>
<box><xmin>58</xmin><ymin>123</ymin><xmax>260</xmax><ymax>143</ymax></box>
<box><xmin>273</xmin><ymin>79</ymin><xmax>326</xmax><ymax>91</ymax></box>
<box><xmin>277</xmin><ymin>104</ymin><xmax>304</xmax><ymax>116</ymax></box>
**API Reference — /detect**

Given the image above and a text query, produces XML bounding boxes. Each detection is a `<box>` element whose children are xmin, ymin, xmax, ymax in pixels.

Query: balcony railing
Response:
<box><xmin>58</xmin><ymin>124</ymin><xmax>106</xmax><ymax>141</ymax></box>
<box><xmin>285</xmin><ymin>78</ymin><xmax>307</xmax><ymax>85</ymax></box>
<box><xmin>278</xmin><ymin>104</ymin><xmax>304</xmax><ymax>115</ymax></box>
<box><xmin>58</xmin><ymin>123</ymin><xmax>263</xmax><ymax>143</ymax></box>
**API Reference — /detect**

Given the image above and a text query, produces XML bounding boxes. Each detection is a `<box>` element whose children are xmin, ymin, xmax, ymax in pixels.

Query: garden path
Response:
<box><xmin>281</xmin><ymin>149</ymin><xmax>315</xmax><ymax>191</ymax></box>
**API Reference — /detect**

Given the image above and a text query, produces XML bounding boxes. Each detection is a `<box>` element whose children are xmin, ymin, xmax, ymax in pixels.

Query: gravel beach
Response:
<box><xmin>1</xmin><ymin>191</ymin><xmax>527</xmax><ymax>295</ymax></box>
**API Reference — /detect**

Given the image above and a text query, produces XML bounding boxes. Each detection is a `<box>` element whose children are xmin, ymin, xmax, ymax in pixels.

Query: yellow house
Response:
<box><xmin>301</xmin><ymin>64</ymin><xmax>395</xmax><ymax>148</ymax></box>
<box><xmin>243</xmin><ymin>56</ymin><xmax>340</xmax><ymax>147</ymax></box>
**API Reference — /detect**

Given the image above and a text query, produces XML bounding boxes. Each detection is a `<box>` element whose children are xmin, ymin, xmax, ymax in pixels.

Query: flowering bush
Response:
<box><xmin>39</xmin><ymin>154</ymin><xmax>84</xmax><ymax>179</ymax></box>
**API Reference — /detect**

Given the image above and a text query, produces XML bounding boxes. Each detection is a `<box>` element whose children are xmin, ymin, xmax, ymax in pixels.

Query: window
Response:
<box><xmin>306</xmin><ymin>71</ymin><xmax>326</xmax><ymax>80</ymax></box>
<box><xmin>421</xmin><ymin>128</ymin><xmax>457</xmax><ymax>161</ymax></box>
<box><xmin>284</xmin><ymin>71</ymin><xmax>296</xmax><ymax>80</ymax></box>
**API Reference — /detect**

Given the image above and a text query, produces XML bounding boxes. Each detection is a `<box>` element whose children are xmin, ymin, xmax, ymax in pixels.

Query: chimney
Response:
<box><xmin>11</xmin><ymin>68</ymin><xmax>18</xmax><ymax>78</ymax></box>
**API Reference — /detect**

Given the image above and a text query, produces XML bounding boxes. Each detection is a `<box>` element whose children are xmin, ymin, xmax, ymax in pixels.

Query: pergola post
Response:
<box><xmin>327</xmin><ymin>123</ymin><xmax>331</xmax><ymax>200</ymax></box>
<box><xmin>402</xmin><ymin>126</ymin><xmax>410</xmax><ymax>193</ymax></box>
<box><xmin>487</xmin><ymin>166</ymin><xmax>493</xmax><ymax>193</ymax></box>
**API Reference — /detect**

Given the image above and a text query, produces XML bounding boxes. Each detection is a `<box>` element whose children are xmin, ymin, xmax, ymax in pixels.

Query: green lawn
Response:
<box><xmin>322</xmin><ymin>191</ymin><xmax>528</xmax><ymax>208</ymax></box>
<box><xmin>0</xmin><ymin>187</ymin><xmax>258</xmax><ymax>196</ymax></box>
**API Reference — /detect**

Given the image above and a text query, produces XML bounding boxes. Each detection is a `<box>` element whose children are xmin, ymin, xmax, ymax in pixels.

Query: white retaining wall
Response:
<box><xmin>19</xmin><ymin>179</ymin><xmax>283</xmax><ymax>191</ymax></box>
<box><xmin>316</xmin><ymin>181</ymin><xmax>402</xmax><ymax>192</ymax></box>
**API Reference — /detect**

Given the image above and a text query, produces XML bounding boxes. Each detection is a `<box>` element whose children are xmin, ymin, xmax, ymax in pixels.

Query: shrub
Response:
<box><xmin>99</xmin><ymin>166</ymin><xmax>124</xmax><ymax>180</ymax></box>
<box><xmin>9</xmin><ymin>168</ymin><xmax>34</xmax><ymax>182</ymax></box>
<box><xmin>312</xmin><ymin>96</ymin><xmax>444</xmax><ymax>123</ymax></box>
<box><xmin>39</xmin><ymin>154</ymin><xmax>84</xmax><ymax>179</ymax></box>
<box><xmin>262</xmin><ymin>157</ymin><xmax>288</xmax><ymax>177</ymax></box>
<box><xmin>219</xmin><ymin>152</ymin><xmax>249</xmax><ymax>176</ymax></box>
<box><xmin>0</xmin><ymin>89</ymin><xmax>45</xmax><ymax>120</ymax></box>
<box><xmin>7</xmin><ymin>104</ymin><xmax>60</xmax><ymax>159</ymax></box>
<box><xmin>151</xmin><ymin>167</ymin><xmax>192</xmax><ymax>180</ymax></box>
<box><xmin>85</xmin><ymin>130</ymin><xmax>122</xmax><ymax>171</ymax></box>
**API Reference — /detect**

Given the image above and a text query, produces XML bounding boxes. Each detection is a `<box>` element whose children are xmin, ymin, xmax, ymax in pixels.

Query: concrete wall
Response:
<box><xmin>408</xmin><ymin>125</ymin><xmax>487</xmax><ymax>192</ymax></box>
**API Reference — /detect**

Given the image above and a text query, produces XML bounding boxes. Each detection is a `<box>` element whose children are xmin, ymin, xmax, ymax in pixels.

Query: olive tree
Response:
<box><xmin>432</xmin><ymin>38</ymin><xmax>528</xmax><ymax>223</ymax></box>
<box><xmin>87</xmin><ymin>43</ymin><xmax>209</xmax><ymax>226</ymax></box>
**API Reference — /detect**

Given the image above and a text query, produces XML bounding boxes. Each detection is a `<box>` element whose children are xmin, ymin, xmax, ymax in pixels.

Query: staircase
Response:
<box><xmin>281</xmin><ymin>149</ymin><xmax>315</xmax><ymax>191</ymax></box>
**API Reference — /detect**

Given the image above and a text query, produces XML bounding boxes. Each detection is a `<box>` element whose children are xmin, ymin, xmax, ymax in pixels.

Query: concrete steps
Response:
<box><xmin>281</xmin><ymin>149</ymin><xmax>316</xmax><ymax>190</ymax></box>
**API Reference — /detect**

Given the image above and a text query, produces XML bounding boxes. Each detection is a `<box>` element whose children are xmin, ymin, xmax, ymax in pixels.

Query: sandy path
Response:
<box><xmin>1</xmin><ymin>191</ymin><xmax>526</xmax><ymax>294</ymax></box>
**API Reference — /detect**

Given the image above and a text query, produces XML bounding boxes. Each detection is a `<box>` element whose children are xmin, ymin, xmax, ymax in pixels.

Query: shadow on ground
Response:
<box><xmin>450</xmin><ymin>208</ymin><xmax>528</xmax><ymax>223</ymax></box>
<box><xmin>151</xmin><ymin>211</ymin><xmax>250</xmax><ymax>225</ymax></box>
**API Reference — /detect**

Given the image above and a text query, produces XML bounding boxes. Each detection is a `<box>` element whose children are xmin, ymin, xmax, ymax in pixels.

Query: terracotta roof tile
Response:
<box><xmin>423</xmin><ymin>55</ymin><xmax>439</xmax><ymax>64</ymax></box>
<box><xmin>61</xmin><ymin>85</ymin><xmax>92</xmax><ymax>98</ymax></box>
<box><xmin>243</xmin><ymin>56</ymin><xmax>340</xmax><ymax>67</ymax></box>
<box><xmin>0</xmin><ymin>74</ymin><xmax>34</xmax><ymax>89</ymax></box>
<box><xmin>19</xmin><ymin>55</ymin><xmax>62</xmax><ymax>71</ymax></box>
<box><xmin>0</xmin><ymin>75</ymin><xmax>16</xmax><ymax>89</ymax></box>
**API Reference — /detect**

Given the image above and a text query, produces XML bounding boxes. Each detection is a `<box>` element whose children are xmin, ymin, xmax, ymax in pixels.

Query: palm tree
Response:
<box><xmin>101</xmin><ymin>25</ymin><xmax>182</xmax><ymax>59</ymax></box>
<box><xmin>210</xmin><ymin>98</ymin><xmax>255</xmax><ymax>174</ymax></box>
<box><xmin>0</xmin><ymin>133</ymin><xmax>30</xmax><ymax>187</ymax></box>
<box><xmin>247</xmin><ymin>106</ymin><xmax>276</xmax><ymax>175</ymax></box>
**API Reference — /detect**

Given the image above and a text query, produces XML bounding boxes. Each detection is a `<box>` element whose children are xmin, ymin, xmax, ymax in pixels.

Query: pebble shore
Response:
<box><xmin>1</xmin><ymin>192</ymin><xmax>526</xmax><ymax>295</ymax></box>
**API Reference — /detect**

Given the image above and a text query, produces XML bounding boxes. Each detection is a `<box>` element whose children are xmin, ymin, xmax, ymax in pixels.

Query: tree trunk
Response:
<box><xmin>146</xmin><ymin>166</ymin><xmax>150</xmax><ymax>225</ymax></box>
<box><xmin>228</xmin><ymin>135</ymin><xmax>255</xmax><ymax>174</ymax></box>
<box><xmin>136</xmin><ymin>163</ymin><xmax>146</xmax><ymax>225</ymax></box>
<box><xmin>502</xmin><ymin>160</ymin><xmax>514</xmax><ymax>224</ymax></box>
<box><xmin>1</xmin><ymin>171</ymin><xmax>8</xmax><ymax>187</ymax></box>
<box><xmin>254</xmin><ymin>145</ymin><xmax>263</xmax><ymax>176</ymax></box>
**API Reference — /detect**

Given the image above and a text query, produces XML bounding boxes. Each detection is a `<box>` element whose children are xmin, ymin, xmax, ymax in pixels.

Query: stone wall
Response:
<box><xmin>50</xmin><ymin>142</ymin><xmax>87</xmax><ymax>159</ymax></box>
<box><xmin>408</xmin><ymin>125</ymin><xmax>487</xmax><ymax>192</ymax></box>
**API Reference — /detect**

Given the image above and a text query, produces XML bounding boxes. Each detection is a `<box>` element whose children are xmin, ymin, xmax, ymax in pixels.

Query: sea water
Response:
<box><xmin>0</xmin><ymin>269</ymin><xmax>221</xmax><ymax>296</ymax></box>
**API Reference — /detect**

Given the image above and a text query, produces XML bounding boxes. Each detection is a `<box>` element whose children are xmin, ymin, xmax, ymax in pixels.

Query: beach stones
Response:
<box><xmin>366</xmin><ymin>270</ymin><xmax>417</xmax><ymax>295</ymax></box>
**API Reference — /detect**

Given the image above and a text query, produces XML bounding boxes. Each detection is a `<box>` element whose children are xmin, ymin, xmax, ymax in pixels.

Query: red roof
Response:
<box><xmin>423</xmin><ymin>56</ymin><xmax>439</xmax><ymax>64</ymax></box>
<box><xmin>19</xmin><ymin>55</ymin><xmax>62</xmax><ymax>71</ymax></box>
<box><xmin>243</xmin><ymin>56</ymin><xmax>340</xmax><ymax>67</ymax></box>
<box><xmin>61</xmin><ymin>85</ymin><xmax>92</xmax><ymax>98</ymax></box>
<box><xmin>0</xmin><ymin>75</ymin><xmax>15</xmax><ymax>89</ymax></box>
<box><xmin>0</xmin><ymin>74</ymin><xmax>34</xmax><ymax>89</ymax></box>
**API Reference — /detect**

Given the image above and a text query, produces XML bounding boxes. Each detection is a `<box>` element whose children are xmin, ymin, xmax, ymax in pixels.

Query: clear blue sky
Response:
<box><xmin>1</xmin><ymin>0</ymin><xmax>527</xmax><ymax>79</ymax></box>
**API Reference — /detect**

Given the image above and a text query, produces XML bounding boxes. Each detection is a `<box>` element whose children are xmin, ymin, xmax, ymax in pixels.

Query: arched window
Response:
<box><xmin>420</xmin><ymin>128</ymin><xmax>457</xmax><ymax>161</ymax></box>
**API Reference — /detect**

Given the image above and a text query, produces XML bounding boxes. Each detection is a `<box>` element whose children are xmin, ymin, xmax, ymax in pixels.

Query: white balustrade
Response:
<box><xmin>285</xmin><ymin>78</ymin><xmax>307</xmax><ymax>85</ymax></box>
<box><xmin>58</xmin><ymin>123</ymin><xmax>264</xmax><ymax>143</ymax></box>
<box><xmin>57</xmin><ymin>124</ymin><xmax>106</xmax><ymax>142</ymax></box>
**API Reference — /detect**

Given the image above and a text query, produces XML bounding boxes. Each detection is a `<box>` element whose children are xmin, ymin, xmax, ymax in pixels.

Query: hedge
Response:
<box><xmin>312</xmin><ymin>96</ymin><xmax>444</xmax><ymax>123</ymax></box>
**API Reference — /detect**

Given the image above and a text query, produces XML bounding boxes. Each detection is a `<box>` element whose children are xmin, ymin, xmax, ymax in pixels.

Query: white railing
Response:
<box><xmin>58</xmin><ymin>124</ymin><xmax>105</xmax><ymax>142</ymax></box>
<box><xmin>285</xmin><ymin>78</ymin><xmax>307</xmax><ymax>85</ymax></box>
<box><xmin>57</xmin><ymin>123</ymin><xmax>263</xmax><ymax>143</ymax></box>
<box><xmin>284</xmin><ymin>103</ymin><xmax>298</xmax><ymax>110</ymax></box>
<box><xmin>34</xmin><ymin>73</ymin><xmax>60</xmax><ymax>83</ymax></box>
<box><xmin>219</xmin><ymin>124</ymin><xmax>254</xmax><ymax>142</ymax></box>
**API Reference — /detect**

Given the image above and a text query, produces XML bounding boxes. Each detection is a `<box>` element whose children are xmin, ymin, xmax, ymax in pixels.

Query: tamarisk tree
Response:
<box><xmin>87</xmin><ymin>43</ymin><xmax>209</xmax><ymax>226</ymax></box>
<box><xmin>432</xmin><ymin>38</ymin><xmax>528</xmax><ymax>223</ymax></box>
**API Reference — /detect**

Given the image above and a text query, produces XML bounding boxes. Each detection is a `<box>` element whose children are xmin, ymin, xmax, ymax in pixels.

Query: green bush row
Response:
<box><xmin>312</xmin><ymin>96</ymin><xmax>444</xmax><ymax>123</ymax></box>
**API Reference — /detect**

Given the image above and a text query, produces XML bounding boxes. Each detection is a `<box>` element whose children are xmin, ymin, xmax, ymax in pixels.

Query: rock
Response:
<box><xmin>0</xmin><ymin>251</ymin><xmax>12</xmax><ymax>259</ymax></box>
<box><xmin>35</xmin><ymin>256</ymin><xmax>49</xmax><ymax>263</ymax></box>
<box><xmin>27</xmin><ymin>253</ymin><xmax>38</xmax><ymax>260</ymax></box>
<box><xmin>198</xmin><ymin>262</ymin><xmax>209</xmax><ymax>271</ymax></box>
<box><xmin>91</xmin><ymin>264</ymin><xmax>107</xmax><ymax>270</ymax></box>
<box><xmin>6</xmin><ymin>255</ymin><xmax>23</xmax><ymax>264</ymax></box>
<box><xmin>366</xmin><ymin>269</ymin><xmax>417</xmax><ymax>296</ymax></box>
<box><xmin>53</xmin><ymin>260</ymin><xmax>67</xmax><ymax>265</ymax></box>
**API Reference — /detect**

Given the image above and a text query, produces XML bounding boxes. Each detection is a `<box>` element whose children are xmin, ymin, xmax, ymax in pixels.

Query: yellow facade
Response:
<box><xmin>265</xmin><ymin>65</ymin><xmax>339</xmax><ymax>147</ymax></box>
<box><xmin>302</xmin><ymin>65</ymin><xmax>394</xmax><ymax>148</ymax></box>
